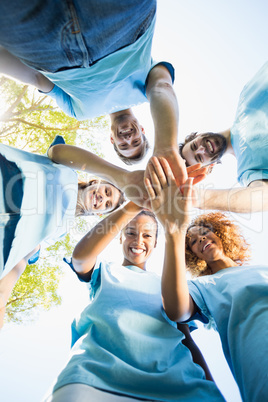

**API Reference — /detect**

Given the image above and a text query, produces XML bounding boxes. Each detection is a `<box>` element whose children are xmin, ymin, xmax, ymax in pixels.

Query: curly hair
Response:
<box><xmin>185</xmin><ymin>212</ymin><xmax>251</xmax><ymax>277</ymax></box>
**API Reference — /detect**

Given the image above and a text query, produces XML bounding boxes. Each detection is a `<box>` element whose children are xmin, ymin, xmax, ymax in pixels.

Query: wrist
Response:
<box><xmin>124</xmin><ymin>201</ymin><xmax>143</xmax><ymax>214</ymax></box>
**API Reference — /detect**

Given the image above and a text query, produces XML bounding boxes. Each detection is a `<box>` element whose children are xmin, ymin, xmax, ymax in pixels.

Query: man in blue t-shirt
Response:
<box><xmin>0</xmin><ymin>0</ymin><xmax>187</xmax><ymax>184</ymax></box>
<box><xmin>179</xmin><ymin>61</ymin><xmax>268</xmax><ymax>213</ymax></box>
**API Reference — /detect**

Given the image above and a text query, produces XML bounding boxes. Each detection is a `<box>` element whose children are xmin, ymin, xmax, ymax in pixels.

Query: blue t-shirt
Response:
<box><xmin>231</xmin><ymin>61</ymin><xmax>268</xmax><ymax>186</ymax></box>
<box><xmin>43</xmin><ymin>15</ymin><xmax>174</xmax><ymax>120</ymax></box>
<box><xmin>52</xmin><ymin>260</ymin><xmax>224</xmax><ymax>401</ymax></box>
<box><xmin>188</xmin><ymin>265</ymin><xmax>268</xmax><ymax>402</ymax></box>
<box><xmin>0</xmin><ymin>142</ymin><xmax>78</xmax><ymax>278</ymax></box>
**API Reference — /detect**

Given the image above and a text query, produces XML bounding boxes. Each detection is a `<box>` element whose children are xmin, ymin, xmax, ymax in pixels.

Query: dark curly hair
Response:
<box><xmin>185</xmin><ymin>212</ymin><xmax>251</xmax><ymax>277</ymax></box>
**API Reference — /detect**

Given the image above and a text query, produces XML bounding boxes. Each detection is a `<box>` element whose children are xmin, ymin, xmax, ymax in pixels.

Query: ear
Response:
<box><xmin>154</xmin><ymin>239</ymin><xmax>157</xmax><ymax>248</ymax></box>
<box><xmin>119</xmin><ymin>232</ymin><xmax>123</xmax><ymax>244</ymax></box>
<box><xmin>110</xmin><ymin>134</ymin><xmax>114</xmax><ymax>144</ymax></box>
<box><xmin>140</xmin><ymin>126</ymin><xmax>145</xmax><ymax>135</ymax></box>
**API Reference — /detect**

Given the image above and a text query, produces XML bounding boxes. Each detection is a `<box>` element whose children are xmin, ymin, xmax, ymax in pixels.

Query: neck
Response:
<box><xmin>122</xmin><ymin>258</ymin><xmax>146</xmax><ymax>271</ymax></box>
<box><xmin>208</xmin><ymin>256</ymin><xmax>238</xmax><ymax>274</ymax></box>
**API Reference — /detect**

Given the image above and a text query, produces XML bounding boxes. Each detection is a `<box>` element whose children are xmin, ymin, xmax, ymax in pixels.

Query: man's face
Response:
<box><xmin>110</xmin><ymin>114</ymin><xmax>145</xmax><ymax>159</ymax></box>
<box><xmin>181</xmin><ymin>132</ymin><xmax>227</xmax><ymax>166</ymax></box>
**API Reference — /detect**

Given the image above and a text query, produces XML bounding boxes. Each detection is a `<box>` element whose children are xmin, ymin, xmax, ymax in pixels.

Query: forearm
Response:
<box><xmin>0</xmin><ymin>259</ymin><xmax>27</xmax><ymax>307</ymax></box>
<box><xmin>48</xmin><ymin>144</ymin><xmax>129</xmax><ymax>189</ymax></box>
<box><xmin>72</xmin><ymin>202</ymin><xmax>142</xmax><ymax>272</ymax></box>
<box><xmin>148</xmin><ymin>84</ymin><xmax>178</xmax><ymax>150</ymax></box>
<box><xmin>199</xmin><ymin>181</ymin><xmax>268</xmax><ymax>213</ymax></box>
<box><xmin>0</xmin><ymin>46</ymin><xmax>54</xmax><ymax>92</ymax></box>
<box><xmin>146</xmin><ymin>65</ymin><xmax>178</xmax><ymax>150</ymax></box>
<box><xmin>161</xmin><ymin>229</ymin><xmax>193</xmax><ymax>322</ymax></box>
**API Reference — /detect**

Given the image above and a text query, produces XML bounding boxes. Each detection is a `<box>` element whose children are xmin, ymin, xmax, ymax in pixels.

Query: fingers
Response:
<box><xmin>187</xmin><ymin>163</ymin><xmax>214</xmax><ymax>178</ymax></box>
<box><xmin>144</xmin><ymin>177</ymin><xmax>156</xmax><ymax>200</ymax></box>
<box><xmin>192</xmin><ymin>174</ymin><xmax>207</xmax><ymax>185</ymax></box>
<box><xmin>183</xmin><ymin>178</ymin><xmax>193</xmax><ymax>198</ymax></box>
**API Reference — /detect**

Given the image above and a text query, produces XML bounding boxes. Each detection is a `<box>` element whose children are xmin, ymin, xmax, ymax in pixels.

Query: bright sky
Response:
<box><xmin>1</xmin><ymin>1</ymin><xmax>268</xmax><ymax>401</ymax></box>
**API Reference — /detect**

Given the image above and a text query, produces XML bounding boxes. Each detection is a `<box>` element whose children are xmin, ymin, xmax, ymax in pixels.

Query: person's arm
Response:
<box><xmin>196</xmin><ymin>180</ymin><xmax>268</xmax><ymax>213</ymax></box>
<box><xmin>144</xmin><ymin>157</ymin><xmax>196</xmax><ymax>322</ymax></box>
<box><xmin>146</xmin><ymin>64</ymin><xmax>187</xmax><ymax>186</ymax></box>
<box><xmin>0</xmin><ymin>45</ymin><xmax>54</xmax><ymax>93</ymax></box>
<box><xmin>71</xmin><ymin>202</ymin><xmax>142</xmax><ymax>279</ymax></box>
<box><xmin>178</xmin><ymin>323</ymin><xmax>214</xmax><ymax>381</ymax></box>
<box><xmin>0</xmin><ymin>246</ymin><xmax>40</xmax><ymax>329</ymax></box>
<box><xmin>48</xmin><ymin>143</ymin><xmax>150</xmax><ymax>206</ymax></box>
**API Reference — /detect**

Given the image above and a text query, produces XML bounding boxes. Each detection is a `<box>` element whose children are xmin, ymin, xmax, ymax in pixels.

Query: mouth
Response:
<box><xmin>92</xmin><ymin>192</ymin><xmax>99</xmax><ymax>209</ymax></box>
<box><xmin>130</xmin><ymin>247</ymin><xmax>145</xmax><ymax>256</ymax></box>
<box><xmin>119</xmin><ymin>128</ymin><xmax>133</xmax><ymax>136</ymax></box>
<box><xmin>206</xmin><ymin>140</ymin><xmax>214</xmax><ymax>154</ymax></box>
<box><xmin>202</xmin><ymin>242</ymin><xmax>212</xmax><ymax>252</ymax></box>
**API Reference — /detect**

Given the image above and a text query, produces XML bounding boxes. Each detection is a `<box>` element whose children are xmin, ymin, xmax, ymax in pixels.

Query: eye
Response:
<box><xmin>191</xmin><ymin>239</ymin><xmax>197</xmax><ymax>246</ymax></box>
<box><xmin>105</xmin><ymin>187</ymin><xmax>111</xmax><ymax>196</ymax></box>
<box><xmin>197</xmin><ymin>154</ymin><xmax>203</xmax><ymax>163</ymax></box>
<box><xmin>191</xmin><ymin>141</ymin><xmax>197</xmax><ymax>151</ymax></box>
<box><xmin>105</xmin><ymin>201</ymin><xmax>111</xmax><ymax>209</ymax></box>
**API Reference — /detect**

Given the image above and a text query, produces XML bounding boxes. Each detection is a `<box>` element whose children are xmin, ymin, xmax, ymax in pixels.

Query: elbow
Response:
<box><xmin>48</xmin><ymin>144</ymin><xmax>64</xmax><ymax>163</ymax></box>
<box><xmin>163</xmin><ymin>301</ymin><xmax>190</xmax><ymax>323</ymax></box>
<box><xmin>162</xmin><ymin>292</ymin><xmax>192</xmax><ymax>323</ymax></box>
<box><xmin>147</xmin><ymin>80</ymin><xmax>175</xmax><ymax>98</ymax></box>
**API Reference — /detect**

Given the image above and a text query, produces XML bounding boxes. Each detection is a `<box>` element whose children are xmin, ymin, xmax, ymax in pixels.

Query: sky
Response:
<box><xmin>1</xmin><ymin>1</ymin><xmax>268</xmax><ymax>401</ymax></box>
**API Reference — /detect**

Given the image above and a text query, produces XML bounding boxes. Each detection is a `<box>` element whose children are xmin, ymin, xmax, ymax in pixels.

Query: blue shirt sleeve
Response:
<box><xmin>40</xmin><ymin>84</ymin><xmax>77</xmax><ymax>118</ymax></box>
<box><xmin>146</xmin><ymin>61</ymin><xmax>175</xmax><ymax>88</ymax></box>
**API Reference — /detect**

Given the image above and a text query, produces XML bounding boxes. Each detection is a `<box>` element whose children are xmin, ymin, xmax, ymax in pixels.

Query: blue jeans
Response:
<box><xmin>0</xmin><ymin>154</ymin><xmax>24</xmax><ymax>272</ymax></box>
<box><xmin>0</xmin><ymin>0</ymin><xmax>156</xmax><ymax>72</ymax></box>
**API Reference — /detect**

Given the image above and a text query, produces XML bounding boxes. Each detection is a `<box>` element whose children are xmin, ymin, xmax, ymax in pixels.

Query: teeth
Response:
<box><xmin>207</xmin><ymin>141</ymin><xmax>213</xmax><ymax>153</ymax></box>
<box><xmin>203</xmin><ymin>243</ymin><xmax>211</xmax><ymax>252</ymax></box>
<box><xmin>131</xmin><ymin>248</ymin><xmax>144</xmax><ymax>254</ymax></box>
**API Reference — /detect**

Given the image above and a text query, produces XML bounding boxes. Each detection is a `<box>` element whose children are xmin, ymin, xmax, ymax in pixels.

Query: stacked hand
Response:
<box><xmin>123</xmin><ymin>158</ymin><xmax>207</xmax><ymax>209</ymax></box>
<box><xmin>144</xmin><ymin>157</ymin><xmax>194</xmax><ymax>233</ymax></box>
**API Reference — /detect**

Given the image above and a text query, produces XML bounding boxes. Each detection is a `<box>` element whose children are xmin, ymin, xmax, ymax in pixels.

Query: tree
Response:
<box><xmin>1</xmin><ymin>76</ymin><xmax>110</xmax><ymax>324</ymax></box>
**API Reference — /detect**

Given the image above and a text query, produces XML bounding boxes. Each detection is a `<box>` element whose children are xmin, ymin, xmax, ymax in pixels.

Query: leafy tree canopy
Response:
<box><xmin>1</xmin><ymin>76</ymin><xmax>109</xmax><ymax>324</ymax></box>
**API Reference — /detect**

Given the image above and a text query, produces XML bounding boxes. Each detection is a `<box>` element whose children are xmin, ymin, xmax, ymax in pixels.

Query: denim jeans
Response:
<box><xmin>0</xmin><ymin>154</ymin><xmax>24</xmax><ymax>272</ymax></box>
<box><xmin>0</xmin><ymin>0</ymin><xmax>156</xmax><ymax>72</ymax></box>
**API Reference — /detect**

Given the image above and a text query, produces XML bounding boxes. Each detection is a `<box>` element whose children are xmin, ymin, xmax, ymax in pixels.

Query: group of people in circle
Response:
<box><xmin>0</xmin><ymin>1</ymin><xmax>268</xmax><ymax>401</ymax></box>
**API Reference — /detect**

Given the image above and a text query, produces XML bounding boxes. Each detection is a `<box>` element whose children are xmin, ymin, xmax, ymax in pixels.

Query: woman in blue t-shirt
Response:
<box><xmin>145</xmin><ymin>156</ymin><xmax>268</xmax><ymax>402</ymax></box>
<box><xmin>0</xmin><ymin>137</ymin><xmax>125</xmax><ymax>328</ymax></box>
<box><xmin>44</xmin><ymin>199</ymin><xmax>224</xmax><ymax>401</ymax></box>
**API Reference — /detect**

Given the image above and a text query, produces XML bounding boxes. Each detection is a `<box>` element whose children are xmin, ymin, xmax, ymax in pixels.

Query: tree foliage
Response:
<box><xmin>1</xmin><ymin>75</ymin><xmax>109</xmax><ymax>324</ymax></box>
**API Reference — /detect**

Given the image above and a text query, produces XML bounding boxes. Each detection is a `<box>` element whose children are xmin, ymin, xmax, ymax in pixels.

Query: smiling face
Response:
<box><xmin>181</xmin><ymin>132</ymin><xmax>227</xmax><ymax>166</ymax></box>
<box><xmin>187</xmin><ymin>226</ymin><xmax>225</xmax><ymax>264</ymax></box>
<box><xmin>110</xmin><ymin>113</ymin><xmax>146</xmax><ymax>159</ymax></box>
<box><xmin>82</xmin><ymin>182</ymin><xmax>121</xmax><ymax>214</ymax></box>
<box><xmin>121</xmin><ymin>214</ymin><xmax>157</xmax><ymax>270</ymax></box>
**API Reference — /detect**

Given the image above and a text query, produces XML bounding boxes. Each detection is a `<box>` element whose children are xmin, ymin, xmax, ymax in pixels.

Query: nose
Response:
<box><xmin>199</xmin><ymin>235</ymin><xmax>206</xmax><ymax>242</ymax></box>
<box><xmin>197</xmin><ymin>145</ymin><xmax>207</xmax><ymax>155</ymax></box>
<box><xmin>135</xmin><ymin>233</ymin><xmax>144</xmax><ymax>245</ymax></box>
<box><xmin>97</xmin><ymin>193</ymin><xmax>103</xmax><ymax>206</ymax></box>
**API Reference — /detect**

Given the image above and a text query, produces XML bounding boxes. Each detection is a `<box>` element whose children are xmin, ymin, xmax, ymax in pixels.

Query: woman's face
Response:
<box><xmin>121</xmin><ymin>214</ymin><xmax>157</xmax><ymax>270</ymax></box>
<box><xmin>187</xmin><ymin>225</ymin><xmax>225</xmax><ymax>263</ymax></box>
<box><xmin>82</xmin><ymin>182</ymin><xmax>121</xmax><ymax>214</ymax></box>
